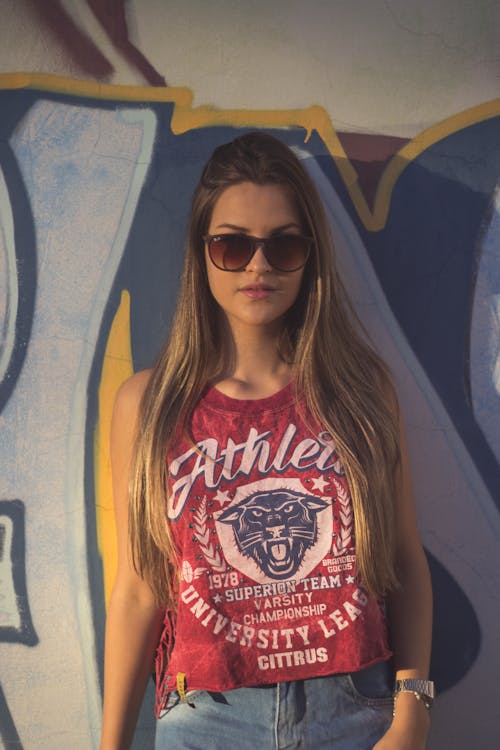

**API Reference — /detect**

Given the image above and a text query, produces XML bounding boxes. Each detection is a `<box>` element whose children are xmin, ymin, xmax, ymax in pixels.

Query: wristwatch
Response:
<box><xmin>394</xmin><ymin>679</ymin><xmax>435</xmax><ymax>709</ymax></box>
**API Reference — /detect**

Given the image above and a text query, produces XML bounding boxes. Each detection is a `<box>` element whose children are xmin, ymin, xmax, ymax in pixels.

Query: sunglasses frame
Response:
<box><xmin>204</xmin><ymin>233</ymin><xmax>314</xmax><ymax>273</ymax></box>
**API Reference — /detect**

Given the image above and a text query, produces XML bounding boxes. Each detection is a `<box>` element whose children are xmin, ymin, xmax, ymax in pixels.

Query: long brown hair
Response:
<box><xmin>129</xmin><ymin>131</ymin><xmax>400</xmax><ymax>608</ymax></box>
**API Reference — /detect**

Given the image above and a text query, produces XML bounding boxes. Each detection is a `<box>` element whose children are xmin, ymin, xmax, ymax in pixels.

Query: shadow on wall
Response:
<box><xmin>27</xmin><ymin>0</ymin><xmax>166</xmax><ymax>85</ymax></box>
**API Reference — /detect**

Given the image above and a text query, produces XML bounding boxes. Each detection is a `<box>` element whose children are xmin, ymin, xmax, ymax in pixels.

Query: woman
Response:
<box><xmin>100</xmin><ymin>132</ymin><xmax>433</xmax><ymax>750</ymax></box>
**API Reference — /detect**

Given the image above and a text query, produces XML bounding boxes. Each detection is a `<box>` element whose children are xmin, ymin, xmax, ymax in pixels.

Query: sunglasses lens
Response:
<box><xmin>207</xmin><ymin>234</ymin><xmax>311</xmax><ymax>271</ymax></box>
<box><xmin>209</xmin><ymin>235</ymin><xmax>253</xmax><ymax>270</ymax></box>
<box><xmin>266</xmin><ymin>235</ymin><xmax>310</xmax><ymax>271</ymax></box>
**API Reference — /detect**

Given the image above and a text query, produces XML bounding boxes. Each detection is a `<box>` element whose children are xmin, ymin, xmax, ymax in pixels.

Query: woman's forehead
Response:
<box><xmin>208</xmin><ymin>182</ymin><xmax>302</xmax><ymax>233</ymax></box>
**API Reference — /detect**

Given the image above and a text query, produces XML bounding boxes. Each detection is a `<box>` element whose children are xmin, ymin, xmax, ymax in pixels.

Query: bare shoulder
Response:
<box><xmin>113</xmin><ymin>369</ymin><xmax>153</xmax><ymax>417</ymax></box>
<box><xmin>111</xmin><ymin>370</ymin><xmax>154</xmax><ymax>448</ymax></box>
<box><xmin>110</xmin><ymin>370</ymin><xmax>154</xmax><ymax>491</ymax></box>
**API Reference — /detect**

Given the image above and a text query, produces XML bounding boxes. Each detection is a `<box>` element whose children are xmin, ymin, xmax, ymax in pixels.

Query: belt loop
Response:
<box><xmin>176</xmin><ymin>672</ymin><xmax>189</xmax><ymax>702</ymax></box>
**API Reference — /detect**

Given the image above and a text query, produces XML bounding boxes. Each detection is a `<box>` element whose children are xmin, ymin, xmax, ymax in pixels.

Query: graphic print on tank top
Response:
<box><xmin>168</xmin><ymin>420</ymin><xmax>354</xmax><ymax>587</ymax></box>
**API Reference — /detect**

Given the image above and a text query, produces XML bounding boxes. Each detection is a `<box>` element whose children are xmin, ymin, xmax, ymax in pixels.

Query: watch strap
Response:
<box><xmin>394</xmin><ymin>679</ymin><xmax>435</xmax><ymax>709</ymax></box>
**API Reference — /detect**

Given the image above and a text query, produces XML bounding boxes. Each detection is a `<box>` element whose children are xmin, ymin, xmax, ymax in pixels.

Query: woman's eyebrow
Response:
<box><xmin>212</xmin><ymin>222</ymin><xmax>302</xmax><ymax>233</ymax></box>
<box><xmin>213</xmin><ymin>223</ymin><xmax>249</xmax><ymax>232</ymax></box>
<box><xmin>269</xmin><ymin>223</ymin><xmax>302</xmax><ymax>234</ymax></box>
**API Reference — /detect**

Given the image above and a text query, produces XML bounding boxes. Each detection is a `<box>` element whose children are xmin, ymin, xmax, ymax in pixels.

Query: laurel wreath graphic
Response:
<box><xmin>181</xmin><ymin>559</ymin><xmax>207</xmax><ymax>583</ymax></box>
<box><xmin>330</xmin><ymin>477</ymin><xmax>353</xmax><ymax>556</ymax></box>
<box><xmin>193</xmin><ymin>495</ymin><xmax>227</xmax><ymax>572</ymax></box>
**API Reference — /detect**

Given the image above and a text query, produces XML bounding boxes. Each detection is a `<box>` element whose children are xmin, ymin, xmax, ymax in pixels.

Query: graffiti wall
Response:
<box><xmin>0</xmin><ymin>2</ymin><xmax>499</xmax><ymax>749</ymax></box>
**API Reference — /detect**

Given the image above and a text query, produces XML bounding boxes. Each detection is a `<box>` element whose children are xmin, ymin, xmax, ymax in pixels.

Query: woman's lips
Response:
<box><xmin>239</xmin><ymin>284</ymin><xmax>276</xmax><ymax>299</ymax></box>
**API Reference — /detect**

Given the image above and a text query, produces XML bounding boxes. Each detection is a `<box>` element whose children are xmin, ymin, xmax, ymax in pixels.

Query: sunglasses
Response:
<box><xmin>204</xmin><ymin>233</ymin><xmax>313</xmax><ymax>273</ymax></box>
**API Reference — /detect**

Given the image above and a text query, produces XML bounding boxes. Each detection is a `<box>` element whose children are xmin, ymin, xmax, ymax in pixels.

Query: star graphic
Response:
<box><xmin>214</xmin><ymin>490</ymin><xmax>230</xmax><ymax>506</ymax></box>
<box><xmin>311</xmin><ymin>476</ymin><xmax>329</xmax><ymax>492</ymax></box>
<box><xmin>345</xmin><ymin>574</ymin><xmax>356</xmax><ymax>585</ymax></box>
<box><xmin>213</xmin><ymin>593</ymin><xmax>223</xmax><ymax>604</ymax></box>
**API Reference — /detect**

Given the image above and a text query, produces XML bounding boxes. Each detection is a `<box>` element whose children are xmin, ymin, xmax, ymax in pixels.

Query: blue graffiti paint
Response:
<box><xmin>0</xmin><ymin>682</ymin><xmax>24</xmax><ymax>750</ymax></box>
<box><xmin>0</xmin><ymin>500</ymin><xmax>37</xmax><ymax>645</ymax></box>
<box><xmin>427</xmin><ymin>550</ymin><xmax>480</xmax><ymax>691</ymax></box>
<box><xmin>0</xmin><ymin>93</ymin><xmax>37</xmax><ymax>413</ymax></box>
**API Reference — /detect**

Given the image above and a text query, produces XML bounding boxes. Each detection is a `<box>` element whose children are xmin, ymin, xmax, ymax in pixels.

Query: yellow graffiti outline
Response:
<box><xmin>1</xmin><ymin>72</ymin><xmax>499</xmax><ymax>231</ymax></box>
<box><xmin>94</xmin><ymin>290</ymin><xmax>133</xmax><ymax>605</ymax></box>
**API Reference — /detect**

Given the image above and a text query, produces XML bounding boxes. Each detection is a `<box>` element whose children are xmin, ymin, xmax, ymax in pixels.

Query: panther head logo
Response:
<box><xmin>217</xmin><ymin>489</ymin><xmax>329</xmax><ymax>580</ymax></box>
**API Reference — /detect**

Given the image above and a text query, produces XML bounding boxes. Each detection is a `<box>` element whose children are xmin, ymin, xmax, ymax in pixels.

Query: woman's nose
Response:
<box><xmin>246</xmin><ymin>244</ymin><xmax>273</xmax><ymax>272</ymax></box>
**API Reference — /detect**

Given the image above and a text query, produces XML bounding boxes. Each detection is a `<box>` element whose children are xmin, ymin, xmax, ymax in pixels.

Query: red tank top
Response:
<box><xmin>155</xmin><ymin>382</ymin><xmax>391</xmax><ymax>715</ymax></box>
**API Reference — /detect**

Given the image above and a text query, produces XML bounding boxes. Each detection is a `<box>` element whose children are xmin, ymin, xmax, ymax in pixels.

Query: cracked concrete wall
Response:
<box><xmin>0</xmin><ymin>2</ymin><xmax>498</xmax><ymax>749</ymax></box>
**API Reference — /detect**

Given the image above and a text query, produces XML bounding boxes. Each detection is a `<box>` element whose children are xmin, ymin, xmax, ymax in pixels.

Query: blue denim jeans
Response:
<box><xmin>155</xmin><ymin>660</ymin><xmax>394</xmax><ymax>750</ymax></box>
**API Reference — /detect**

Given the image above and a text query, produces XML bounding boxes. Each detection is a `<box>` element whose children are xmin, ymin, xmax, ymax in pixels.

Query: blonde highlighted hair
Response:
<box><xmin>129</xmin><ymin>131</ymin><xmax>400</xmax><ymax>609</ymax></box>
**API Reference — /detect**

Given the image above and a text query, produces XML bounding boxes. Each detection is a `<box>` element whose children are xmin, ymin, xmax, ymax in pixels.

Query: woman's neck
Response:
<box><xmin>213</xmin><ymin>321</ymin><xmax>294</xmax><ymax>399</ymax></box>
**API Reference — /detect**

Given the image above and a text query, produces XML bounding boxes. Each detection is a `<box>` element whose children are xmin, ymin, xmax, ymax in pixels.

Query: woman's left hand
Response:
<box><xmin>372</xmin><ymin>723</ymin><xmax>428</xmax><ymax>750</ymax></box>
<box><xmin>372</xmin><ymin>693</ymin><xmax>430</xmax><ymax>750</ymax></box>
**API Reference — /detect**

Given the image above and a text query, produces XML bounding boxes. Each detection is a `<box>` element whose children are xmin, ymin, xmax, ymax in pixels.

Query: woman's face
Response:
<box><xmin>204</xmin><ymin>182</ymin><xmax>306</xmax><ymax>335</ymax></box>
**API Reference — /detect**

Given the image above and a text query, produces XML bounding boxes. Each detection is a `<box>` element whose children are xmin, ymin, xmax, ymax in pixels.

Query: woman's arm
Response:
<box><xmin>100</xmin><ymin>371</ymin><xmax>164</xmax><ymax>750</ymax></box>
<box><xmin>374</xmin><ymin>409</ymin><xmax>433</xmax><ymax>750</ymax></box>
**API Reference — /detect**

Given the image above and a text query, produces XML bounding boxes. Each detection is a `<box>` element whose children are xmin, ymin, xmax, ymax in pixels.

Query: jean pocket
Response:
<box><xmin>346</xmin><ymin>661</ymin><xmax>394</xmax><ymax>707</ymax></box>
